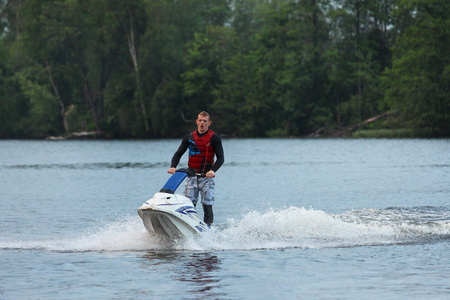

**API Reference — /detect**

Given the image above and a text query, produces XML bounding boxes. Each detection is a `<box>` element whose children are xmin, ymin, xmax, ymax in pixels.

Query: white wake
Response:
<box><xmin>1</xmin><ymin>206</ymin><xmax>449</xmax><ymax>252</ymax></box>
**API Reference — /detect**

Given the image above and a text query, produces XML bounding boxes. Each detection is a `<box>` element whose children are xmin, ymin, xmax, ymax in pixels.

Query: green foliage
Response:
<box><xmin>0</xmin><ymin>40</ymin><xmax>25</xmax><ymax>138</ymax></box>
<box><xmin>14</xmin><ymin>64</ymin><xmax>62</xmax><ymax>137</ymax></box>
<box><xmin>0</xmin><ymin>0</ymin><xmax>448</xmax><ymax>138</ymax></box>
<box><xmin>383</xmin><ymin>0</ymin><xmax>449</xmax><ymax>135</ymax></box>
<box><xmin>182</xmin><ymin>26</ymin><xmax>238</xmax><ymax>120</ymax></box>
<box><xmin>213</xmin><ymin>51</ymin><xmax>265</xmax><ymax>136</ymax></box>
<box><xmin>327</xmin><ymin>0</ymin><xmax>395</xmax><ymax>127</ymax></box>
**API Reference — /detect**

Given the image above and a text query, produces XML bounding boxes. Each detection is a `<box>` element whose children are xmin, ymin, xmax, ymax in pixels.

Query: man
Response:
<box><xmin>168</xmin><ymin>111</ymin><xmax>224</xmax><ymax>227</ymax></box>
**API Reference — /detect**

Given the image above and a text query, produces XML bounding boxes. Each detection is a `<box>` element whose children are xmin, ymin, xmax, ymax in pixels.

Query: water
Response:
<box><xmin>0</xmin><ymin>139</ymin><xmax>449</xmax><ymax>299</ymax></box>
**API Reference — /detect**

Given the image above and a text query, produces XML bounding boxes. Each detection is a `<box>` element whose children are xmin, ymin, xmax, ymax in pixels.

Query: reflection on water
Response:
<box><xmin>4</xmin><ymin>160</ymin><xmax>349</xmax><ymax>169</ymax></box>
<box><xmin>4</xmin><ymin>162</ymin><xmax>165</xmax><ymax>170</ymax></box>
<box><xmin>140</xmin><ymin>251</ymin><xmax>223</xmax><ymax>298</ymax></box>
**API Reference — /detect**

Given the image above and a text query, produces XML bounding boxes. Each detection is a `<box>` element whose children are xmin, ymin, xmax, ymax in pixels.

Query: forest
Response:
<box><xmin>0</xmin><ymin>0</ymin><xmax>448</xmax><ymax>139</ymax></box>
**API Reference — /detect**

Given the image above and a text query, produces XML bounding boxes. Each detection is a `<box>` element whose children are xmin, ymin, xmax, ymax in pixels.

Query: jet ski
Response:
<box><xmin>137</xmin><ymin>169</ymin><xmax>209</xmax><ymax>240</ymax></box>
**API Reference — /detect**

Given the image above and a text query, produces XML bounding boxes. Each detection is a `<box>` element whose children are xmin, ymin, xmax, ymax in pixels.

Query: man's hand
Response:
<box><xmin>167</xmin><ymin>167</ymin><xmax>176</xmax><ymax>174</ymax></box>
<box><xmin>205</xmin><ymin>170</ymin><xmax>215</xmax><ymax>178</ymax></box>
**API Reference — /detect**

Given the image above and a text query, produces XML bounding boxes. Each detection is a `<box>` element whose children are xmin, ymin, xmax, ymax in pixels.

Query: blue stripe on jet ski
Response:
<box><xmin>175</xmin><ymin>206</ymin><xmax>198</xmax><ymax>216</ymax></box>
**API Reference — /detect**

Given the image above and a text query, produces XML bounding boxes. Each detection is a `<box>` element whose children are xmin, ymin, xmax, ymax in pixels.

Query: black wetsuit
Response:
<box><xmin>170</xmin><ymin>130</ymin><xmax>224</xmax><ymax>226</ymax></box>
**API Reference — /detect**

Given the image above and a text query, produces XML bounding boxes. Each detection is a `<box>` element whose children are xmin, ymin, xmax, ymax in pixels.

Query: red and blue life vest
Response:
<box><xmin>188</xmin><ymin>130</ymin><xmax>215</xmax><ymax>173</ymax></box>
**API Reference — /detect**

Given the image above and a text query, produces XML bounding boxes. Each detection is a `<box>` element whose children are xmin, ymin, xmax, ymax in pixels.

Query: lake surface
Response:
<box><xmin>0</xmin><ymin>138</ymin><xmax>449</xmax><ymax>299</ymax></box>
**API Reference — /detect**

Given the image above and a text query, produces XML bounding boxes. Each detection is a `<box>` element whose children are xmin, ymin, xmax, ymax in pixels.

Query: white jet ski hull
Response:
<box><xmin>138</xmin><ymin>192</ymin><xmax>208</xmax><ymax>239</ymax></box>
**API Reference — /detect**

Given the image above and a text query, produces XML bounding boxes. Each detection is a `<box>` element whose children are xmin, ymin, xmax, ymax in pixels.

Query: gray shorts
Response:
<box><xmin>184</xmin><ymin>176</ymin><xmax>215</xmax><ymax>206</ymax></box>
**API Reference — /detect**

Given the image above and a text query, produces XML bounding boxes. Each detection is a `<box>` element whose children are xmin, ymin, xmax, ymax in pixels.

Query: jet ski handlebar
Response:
<box><xmin>175</xmin><ymin>168</ymin><xmax>215</xmax><ymax>178</ymax></box>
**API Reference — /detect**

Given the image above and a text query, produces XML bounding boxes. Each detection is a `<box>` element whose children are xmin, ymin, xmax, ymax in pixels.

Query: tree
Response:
<box><xmin>0</xmin><ymin>0</ymin><xmax>447</xmax><ymax>138</ymax></box>
<box><xmin>182</xmin><ymin>26</ymin><xmax>237</xmax><ymax>115</ymax></box>
<box><xmin>213</xmin><ymin>50</ymin><xmax>263</xmax><ymax>136</ymax></box>
<box><xmin>21</xmin><ymin>0</ymin><xmax>134</xmax><ymax>134</ymax></box>
<box><xmin>383</xmin><ymin>0</ymin><xmax>449</xmax><ymax>135</ymax></box>
<box><xmin>251</xmin><ymin>0</ymin><xmax>330</xmax><ymax>135</ymax></box>
<box><xmin>0</xmin><ymin>39</ymin><xmax>26</xmax><ymax>138</ymax></box>
<box><xmin>327</xmin><ymin>0</ymin><xmax>395</xmax><ymax>126</ymax></box>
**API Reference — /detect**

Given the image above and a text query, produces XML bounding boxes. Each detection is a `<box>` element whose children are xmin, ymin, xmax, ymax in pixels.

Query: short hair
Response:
<box><xmin>198</xmin><ymin>111</ymin><xmax>210</xmax><ymax>120</ymax></box>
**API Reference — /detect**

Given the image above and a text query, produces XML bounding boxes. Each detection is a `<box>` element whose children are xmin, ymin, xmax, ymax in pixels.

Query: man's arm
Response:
<box><xmin>211</xmin><ymin>134</ymin><xmax>224</xmax><ymax>172</ymax></box>
<box><xmin>168</xmin><ymin>136</ymin><xmax>189</xmax><ymax>173</ymax></box>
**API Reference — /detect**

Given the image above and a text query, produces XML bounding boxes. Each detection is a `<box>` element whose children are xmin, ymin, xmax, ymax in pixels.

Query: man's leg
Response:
<box><xmin>184</xmin><ymin>177</ymin><xmax>199</xmax><ymax>207</ymax></box>
<box><xmin>202</xmin><ymin>204</ymin><xmax>213</xmax><ymax>226</ymax></box>
<box><xmin>199</xmin><ymin>178</ymin><xmax>215</xmax><ymax>226</ymax></box>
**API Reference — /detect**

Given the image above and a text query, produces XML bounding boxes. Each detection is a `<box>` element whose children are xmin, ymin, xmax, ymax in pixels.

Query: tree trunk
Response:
<box><xmin>356</xmin><ymin>0</ymin><xmax>362</xmax><ymax>121</ymax></box>
<box><xmin>126</xmin><ymin>9</ymin><xmax>150</xmax><ymax>133</ymax></box>
<box><xmin>46</xmin><ymin>61</ymin><xmax>68</xmax><ymax>132</ymax></box>
<box><xmin>77</xmin><ymin>55</ymin><xmax>101</xmax><ymax>132</ymax></box>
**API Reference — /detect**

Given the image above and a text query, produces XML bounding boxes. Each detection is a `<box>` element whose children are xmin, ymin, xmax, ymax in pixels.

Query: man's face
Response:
<box><xmin>196</xmin><ymin>115</ymin><xmax>211</xmax><ymax>134</ymax></box>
